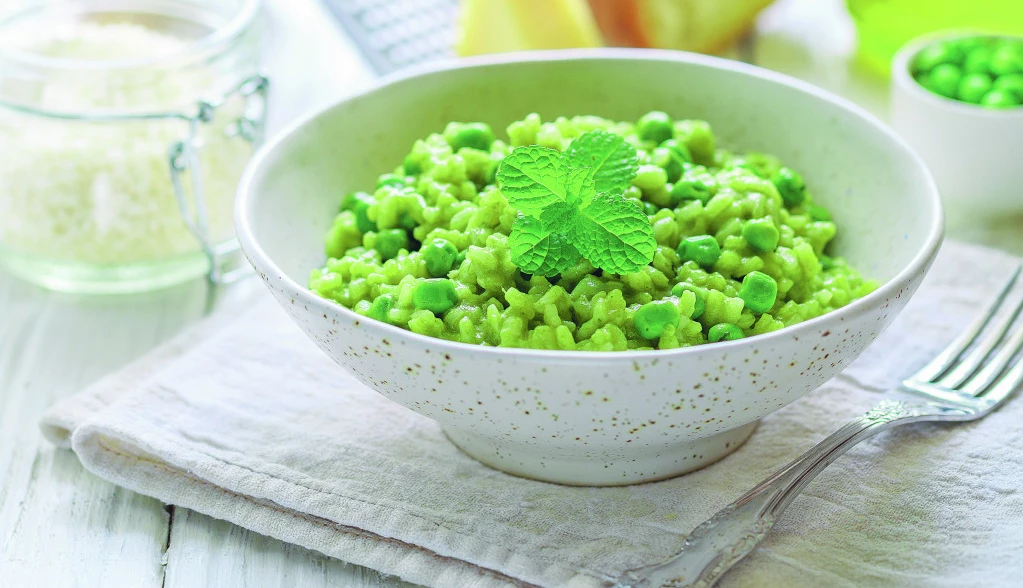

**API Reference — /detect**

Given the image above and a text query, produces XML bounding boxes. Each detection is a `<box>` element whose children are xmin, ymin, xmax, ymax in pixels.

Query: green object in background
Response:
<box><xmin>981</xmin><ymin>88</ymin><xmax>1020</xmax><ymax>108</ymax></box>
<box><xmin>921</xmin><ymin>63</ymin><xmax>962</xmax><ymax>98</ymax></box>
<box><xmin>994</xmin><ymin>74</ymin><xmax>1023</xmax><ymax>100</ymax></box>
<box><xmin>957</xmin><ymin>73</ymin><xmax>993</xmax><ymax>103</ymax></box>
<box><xmin>847</xmin><ymin>0</ymin><xmax>1023</xmax><ymax>75</ymax></box>
<box><xmin>910</xmin><ymin>35</ymin><xmax>1023</xmax><ymax>108</ymax></box>
<box><xmin>963</xmin><ymin>47</ymin><xmax>995</xmax><ymax>74</ymax></box>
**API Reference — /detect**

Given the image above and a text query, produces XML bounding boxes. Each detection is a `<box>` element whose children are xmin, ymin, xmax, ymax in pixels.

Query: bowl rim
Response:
<box><xmin>892</xmin><ymin>31</ymin><xmax>1023</xmax><ymax>118</ymax></box>
<box><xmin>236</xmin><ymin>47</ymin><xmax>945</xmax><ymax>361</ymax></box>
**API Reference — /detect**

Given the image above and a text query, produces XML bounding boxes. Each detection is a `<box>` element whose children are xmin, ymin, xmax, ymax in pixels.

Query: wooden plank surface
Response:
<box><xmin>0</xmin><ymin>277</ymin><xmax>190</xmax><ymax>588</ymax></box>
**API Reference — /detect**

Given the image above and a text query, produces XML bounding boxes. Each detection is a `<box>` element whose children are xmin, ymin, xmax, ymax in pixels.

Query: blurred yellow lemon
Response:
<box><xmin>456</xmin><ymin>0</ymin><xmax>602</xmax><ymax>56</ymax></box>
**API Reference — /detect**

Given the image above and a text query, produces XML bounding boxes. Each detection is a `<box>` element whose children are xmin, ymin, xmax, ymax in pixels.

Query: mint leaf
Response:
<box><xmin>500</xmin><ymin>129</ymin><xmax>653</xmax><ymax>277</ymax></box>
<box><xmin>496</xmin><ymin>145</ymin><xmax>567</xmax><ymax>217</ymax></box>
<box><xmin>539</xmin><ymin>200</ymin><xmax>577</xmax><ymax>227</ymax></box>
<box><xmin>509</xmin><ymin>214</ymin><xmax>580</xmax><ymax>276</ymax></box>
<box><xmin>564</xmin><ymin>166</ymin><xmax>594</xmax><ymax>208</ymax></box>
<box><xmin>565</xmin><ymin>131</ymin><xmax>639</xmax><ymax>198</ymax></box>
<box><xmin>570</xmin><ymin>191</ymin><xmax>657</xmax><ymax>274</ymax></box>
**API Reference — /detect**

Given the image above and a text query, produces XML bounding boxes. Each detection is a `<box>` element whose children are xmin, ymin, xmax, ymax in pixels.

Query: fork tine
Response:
<box><xmin>978</xmin><ymin>350</ymin><xmax>1023</xmax><ymax>408</ymax></box>
<box><xmin>960</xmin><ymin>302</ymin><xmax>1023</xmax><ymax>397</ymax></box>
<box><xmin>939</xmin><ymin>284</ymin><xmax>1023</xmax><ymax>390</ymax></box>
<box><xmin>910</xmin><ymin>266</ymin><xmax>1022</xmax><ymax>384</ymax></box>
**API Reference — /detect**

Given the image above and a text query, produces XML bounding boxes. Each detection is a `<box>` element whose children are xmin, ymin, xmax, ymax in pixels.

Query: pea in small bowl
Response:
<box><xmin>891</xmin><ymin>32</ymin><xmax>1023</xmax><ymax>223</ymax></box>
<box><xmin>237</xmin><ymin>49</ymin><xmax>943</xmax><ymax>486</ymax></box>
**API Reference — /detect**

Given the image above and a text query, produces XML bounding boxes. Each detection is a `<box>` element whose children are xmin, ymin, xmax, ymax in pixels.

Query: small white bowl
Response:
<box><xmin>237</xmin><ymin>49</ymin><xmax>943</xmax><ymax>486</ymax></box>
<box><xmin>891</xmin><ymin>33</ymin><xmax>1023</xmax><ymax>226</ymax></box>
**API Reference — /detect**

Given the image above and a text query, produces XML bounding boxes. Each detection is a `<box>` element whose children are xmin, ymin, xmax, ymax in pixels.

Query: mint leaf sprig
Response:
<box><xmin>496</xmin><ymin>130</ymin><xmax>657</xmax><ymax>277</ymax></box>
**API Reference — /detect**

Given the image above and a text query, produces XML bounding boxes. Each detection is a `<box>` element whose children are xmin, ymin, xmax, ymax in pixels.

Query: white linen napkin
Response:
<box><xmin>42</xmin><ymin>240</ymin><xmax>1023</xmax><ymax>588</ymax></box>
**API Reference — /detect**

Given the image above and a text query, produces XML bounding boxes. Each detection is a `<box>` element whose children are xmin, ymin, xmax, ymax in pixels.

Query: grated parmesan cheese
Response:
<box><xmin>0</xmin><ymin>21</ymin><xmax>252</xmax><ymax>266</ymax></box>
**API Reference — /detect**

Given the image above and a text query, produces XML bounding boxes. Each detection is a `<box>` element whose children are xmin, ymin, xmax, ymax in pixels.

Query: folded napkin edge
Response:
<box><xmin>69</xmin><ymin>420</ymin><xmax>607</xmax><ymax>588</ymax></box>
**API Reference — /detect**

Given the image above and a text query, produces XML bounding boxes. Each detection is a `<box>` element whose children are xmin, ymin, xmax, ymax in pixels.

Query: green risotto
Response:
<box><xmin>309</xmin><ymin>113</ymin><xmax>876</xmax><ymax>351</ymax></box>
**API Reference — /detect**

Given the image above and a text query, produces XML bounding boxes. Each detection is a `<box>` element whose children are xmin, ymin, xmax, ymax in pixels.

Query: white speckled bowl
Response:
<box><xmin>237</xmin><ymin>50</ymin><xmax>943</xmax><ymax>486</ymax></box>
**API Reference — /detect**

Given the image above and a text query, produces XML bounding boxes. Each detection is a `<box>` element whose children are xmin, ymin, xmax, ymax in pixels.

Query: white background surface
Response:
<box><xmin>1</xmin><ymin>0</ymin><xmax>1020</xmax><ymax>586</ymax></box>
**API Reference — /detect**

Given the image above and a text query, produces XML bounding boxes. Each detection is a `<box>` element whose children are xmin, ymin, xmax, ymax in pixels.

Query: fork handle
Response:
<box><xmin>618</xmin><ymin>400</ymin><xmax>943</xmax><ymax>588</ymax></box>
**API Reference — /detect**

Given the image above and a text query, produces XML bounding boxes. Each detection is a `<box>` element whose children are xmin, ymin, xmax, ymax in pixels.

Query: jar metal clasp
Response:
<box><xmin>169</xmin><ymin>73</ymin><xmax>270</xmax><ymax>286</ymax></box>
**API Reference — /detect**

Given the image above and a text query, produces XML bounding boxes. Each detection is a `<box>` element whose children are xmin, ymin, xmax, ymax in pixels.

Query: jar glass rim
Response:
<box><xmin>0</xmin><ymin>0</ymin><xmax>262</xmax><ymax>72</ymax></box>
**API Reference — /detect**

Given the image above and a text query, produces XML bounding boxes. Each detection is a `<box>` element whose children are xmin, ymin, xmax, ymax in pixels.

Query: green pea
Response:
<box><xmin>921</xmin><ymin>63</ymin><xmax>962</xmax><ymax>98</ymax></box>
<box><xmin>677</xmin><ymin>235</ymin><xmax>721</xmax><ymax>268</ymax></box>
<box><xmin>375</xmin><ymin>229</ymin><xmax>409</xmax><ymax>260</ymax></box>
<box><xmin>742</xmin><ymin>218</ymin><xmax>780</xmax><ymax>252</ymax></box>
<box><xmin>990</xmin><ymin>44</ymin><xmax>1023</xmax><ymax>76</ymax></box>
<box><xmin>808</xmin><ymin>204</ymin><xmax>832</xmax><ymax>222</ymax></box>
<box><xmin>772</xmin><ymin>167</ymin><xmax>806</xmax><ymax>207</ymax></box>
<box><xmin>708</xmin><ymin>323</ymin><xmax>744</xmax><ymax>343</ymax></box>
<box><xmin>642</xmin><ymin>201</ymin><xmax>659</xmax><ymax>216</ymax></box>
<box><xmin>652</xmin><ymin>147</ymin><xmax>685</xmax><ymax>183</ymax></box>
<box><xmin>738</xmin><ymin>271</ymin><xmax>778</xmax><ymax>314</ymax></box>
<box><xmin>339</xmin><ymin>191</ymin><xmax>364</xmax><ymax>212</ymax></box>
<box><xmin>957</xmin><ymin>37</ymin><xmax>991</xmax><ymax>54</ymax></box>
<box><xmin>670</xmin><ymin>178</ymin><xmax>714</xmax><ymax>205</ymax></box>
<box><xmin>451</xmin><ymin>123</ymin><xmax>495</xmax><ymax>152</ymax></box>
<box><xmin>398</xmin><ymin>211</ymin><xmax>418</xmax><ymax>231</ymax></box>
<box><xmin>376</xmin><ymin>173</ymin><xmax>405</xmax><ymax>190</ymax></box>
<box><xmin>422</xmin><ymin>238</ymin><xmax>459</xmax><ymax>277</ymax></box>
<box><xmin>994</xmin><ymin>73</ymin><xmax>1023</xmax><ymax>100</ymax></box>
<box><xmin>736</xmin><ymin>161</ymin><xmax>765</xmax><ymax>178</ymax></box>
<box><xmin>636</xmin><ymin>111</ymin><xmax>674</xmax><ymax>144</ymax></box>
<box><xmin>634</xmin><ymin>300</ymin><xmax>681</xmax><ymax>339</ymax></box>
<box><xmin>454</xmin><ymin>250</ymin><xmax>467</xmax><ymax>268</ymax></box>
<box><xmin>402</xmin><ymin>155</ymin><xmax>422</xmax><ymax>176</ymax></box>
<box><xmin>659</xmin><ymin>138</ymin><xmax>693</xmax><ymax>163</ymax></box>
<box><xmin>671</xmin><ymin>283</ymin><xmax>706</xmax><ymax>319</ymax></box>
<box><xmin>632</xmin><ymin>164</ymin><xmax>667</xmax><ymax>191</ymax></box>
<box><xmin>341</xmin><ymin>192</ymin><xmax>377</xmax><ymax>233</ymax></box>
<box><xmin>964</xmin><ymin>46</ymin><xmax>994</xmax><ymax>74</ymax></box>
<box><xmin>913</xmin><ymin>41</ymin><xmax>965</xmax><ymax>74</ymax></box>
<box><xmin>413</xmin><ymin>279</ymin><xmax>459</xmax><ymax>314</ymax></box>
<box><xmin>980</xmin><ymin>88</ymin><xmax>1021</xmax><ymax>108</ymax></box>
<box><xmin>958</xmin><ymin>73</ymin><xmax>994</xmax><ymax>103</ymax></box>
<box><xmin>367</xmin><ymin>294</ymin><xmax>393</xmax><ymax>323</ymax></box>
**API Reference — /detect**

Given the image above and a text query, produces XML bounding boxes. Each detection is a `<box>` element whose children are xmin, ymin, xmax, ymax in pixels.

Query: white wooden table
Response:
<box><xmin>2</xmin><ymin>1</ymin><xmax>1020</xmax><ymax>586</ymax></box>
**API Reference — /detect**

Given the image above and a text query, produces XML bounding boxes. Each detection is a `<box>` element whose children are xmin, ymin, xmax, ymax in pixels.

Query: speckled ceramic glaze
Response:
<box><xmin>236</xmin><ymin>50</ymin><xmax>943</xmax><ymax>486</ymax></box>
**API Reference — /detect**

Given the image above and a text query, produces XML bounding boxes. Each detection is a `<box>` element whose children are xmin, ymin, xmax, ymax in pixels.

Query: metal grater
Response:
<box><xmin>321</xmin><ymin>0</ymin><xmax>460</xmax><ymax>74</ymax></box>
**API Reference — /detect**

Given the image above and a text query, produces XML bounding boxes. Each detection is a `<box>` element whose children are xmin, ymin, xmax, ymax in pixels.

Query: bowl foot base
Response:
<box><xmin>443</xmin><ymin>421</ymin><xmax>758</xmax><ymax>486</ymax></box>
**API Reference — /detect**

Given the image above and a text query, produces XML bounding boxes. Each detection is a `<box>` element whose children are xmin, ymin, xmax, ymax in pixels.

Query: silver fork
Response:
<box><xmin>616</xmin><ymin>265</ymin><xmax>1023</xmax><ymax>588</ymax></box>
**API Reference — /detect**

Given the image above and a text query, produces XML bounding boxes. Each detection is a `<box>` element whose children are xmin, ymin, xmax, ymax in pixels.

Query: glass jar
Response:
<box><xmin>0</xmin><ymin>0</ymin><xmax>267</xmax><ymax>293</ymax></box>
